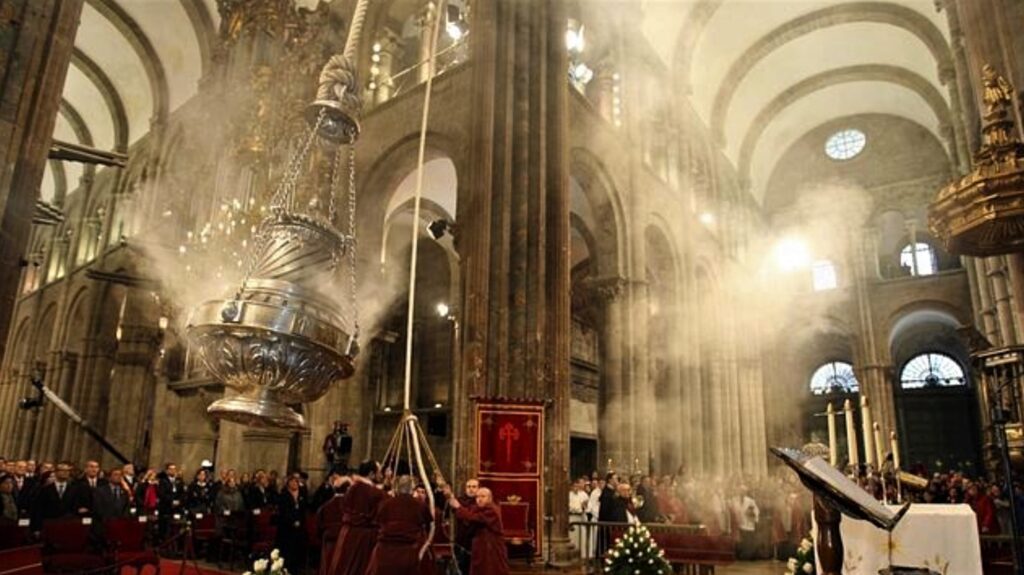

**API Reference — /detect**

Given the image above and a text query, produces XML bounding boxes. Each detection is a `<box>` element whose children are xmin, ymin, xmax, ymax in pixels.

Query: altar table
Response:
<box><xmin>815</xmin><ymin>504</ymin><xmax>982</xmax><ymax>574</ymax></box>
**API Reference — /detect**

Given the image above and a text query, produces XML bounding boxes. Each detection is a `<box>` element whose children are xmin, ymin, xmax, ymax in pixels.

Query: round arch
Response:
<box><xmin>570</xmin><ymin>147</ymin><xmax>627</xmax><ymax>278</ymax></box>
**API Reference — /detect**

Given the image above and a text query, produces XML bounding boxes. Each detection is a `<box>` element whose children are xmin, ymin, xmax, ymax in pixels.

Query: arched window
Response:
<box><xmin>900</xmin><ymin>242</ymin><xmax>936</xmax><ymax>276</ymax></box>
<box><xmin>810</xmin><ymin>361</ymin><xmax>860</xmax><ymax>395</ymax></box>
<box><xmin>812</xmin><ymin>260</ymin><xmax>837</xmax><ymax>291</ymax></box>
<box><xmin>900</xmin><ymin>353</ymin><xmax>966</xmax><ymax>389</ymax></box>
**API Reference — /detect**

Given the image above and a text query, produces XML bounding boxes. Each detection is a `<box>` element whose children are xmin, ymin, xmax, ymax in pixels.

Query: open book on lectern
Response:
<box><xmin>771</xmin><ymin>447</ymin><xmax>911</xmax><ymax>531</ymax></box>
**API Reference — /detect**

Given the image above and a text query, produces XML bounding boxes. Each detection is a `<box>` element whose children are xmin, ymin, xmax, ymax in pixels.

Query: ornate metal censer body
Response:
<box><xmin>188</xmin><ymin>212</ymin><xmax>357</xmax><ymax>429</ymax></box>
<box><xmin>187</xmin><ymin>0</ymin><xmax>369</xmax><ymax>430</ymax></box>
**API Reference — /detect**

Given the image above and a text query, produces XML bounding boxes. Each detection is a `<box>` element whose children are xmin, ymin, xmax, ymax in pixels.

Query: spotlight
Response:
<box><xmin>428</xmin><ymin>219</ymin><xmax>451</xmax><ymax>240</ymax></box>
<box><xmin>436</xmin><ymin>302</ymin><xmax>450</xmax><ymax>318</ymax></box>
<box><xmin>773</xmin><ymin>237</ymin><xmax>811</xmax><ymax>272</ymax></box>
<box><xmin>699</xmin><ymin>212</ymin><xmax>715</xmax><ymax>226</ymax></box>
<box><xmin>446</xmin><ymin>5</ymin><xmax>468</xmax><ymax>41</ymax></box>
<box><xmin>565</xmin><ymin>19</ymin><xmax>585</xmax><ymax>54</ymax></box>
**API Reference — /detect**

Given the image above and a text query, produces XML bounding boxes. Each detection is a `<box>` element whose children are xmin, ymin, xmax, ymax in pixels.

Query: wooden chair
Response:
<box><xmin>214</xmin><ymin>512</ymin><xmax>250</xmax><ymax>571</ymax></box>
<box><xmin>0</xmin><ymin>519</ymin><xmax>33</xmax><ymax>550</ymax></box>
<box><xmin>498</xmin><ymin>500</ymin><xmax>535</xmax><ymax>564</ymax></box>
<box><xmin>0</xmin><ymin>544</ymin><xmax>43</xmax><ymax>575</ymax></box>
<box><xmin>105</xmin><ymin>516</ymin><xmax>160</xmax><ymax>574</ymax></box>
<box><xmin>190</xmin><ymin>513</ymin><xmax>218</xmax><ymax>558</ymax></box>
<box><xmin>40</xmin><ymin>519</ymin><xmax>107</xmax><ymax>573</ymax></box>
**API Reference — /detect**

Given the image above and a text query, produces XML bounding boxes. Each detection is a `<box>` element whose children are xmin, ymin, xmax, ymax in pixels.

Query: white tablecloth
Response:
<box><xmin>814</xmin><ymin>504</ymin><xmax>982</xmax><ymax>574</ymax></box>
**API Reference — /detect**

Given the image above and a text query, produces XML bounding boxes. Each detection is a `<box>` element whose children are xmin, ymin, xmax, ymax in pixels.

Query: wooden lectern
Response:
<box><xmin>771</xmin><ymin>447</ymin><xmax>917</xmax><ymax>575</ymax></box>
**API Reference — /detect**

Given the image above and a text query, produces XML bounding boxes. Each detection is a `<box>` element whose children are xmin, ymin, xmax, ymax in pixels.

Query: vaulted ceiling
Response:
<box><xmin>41</xmin><ymin>0</ymin><xmax>218</xmax><ymax>202</ymax></box>
<box><xmin>44</xmin><ymin>0</ymin><xmax>957</xmax><ymax>210</ymax></box>
<box><xmin>641</xmin><ymin>0</ymin><xmax>955</xmax><ymax>204</ymax></box>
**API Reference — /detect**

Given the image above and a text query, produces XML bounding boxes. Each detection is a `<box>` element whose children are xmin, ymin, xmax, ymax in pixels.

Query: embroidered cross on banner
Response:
<box><xmin>499</xmin><ymin>422</ymin><xmax>520</xmax><ymax>462</ymax></box>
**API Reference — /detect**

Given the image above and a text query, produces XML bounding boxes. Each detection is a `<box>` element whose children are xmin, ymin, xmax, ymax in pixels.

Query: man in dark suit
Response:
<box><xmin>156</xmin><ymin>462</ymin><xmax>184</xmax><ymax>539</ymax></box>
<box><xmin>66</xmin><ymin>460</ymin><xmax>100</xmax><ymax>516</ymax></box>
<box><xmin>94</xmin><ymin>468</ymin><xmax>130</xmax><ymax>521</ymax></box>
<box><xmin>245</xmin><ymin>469</ymin><xmax>271</xmax><ymax>510</ymax></box>
<box><xmin>31</xmin><ymin>462</ymin><xmax>75</xmax><ymax>529</ymax></box>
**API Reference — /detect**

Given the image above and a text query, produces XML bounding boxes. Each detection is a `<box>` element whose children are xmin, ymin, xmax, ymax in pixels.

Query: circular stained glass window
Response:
<box><xmin>825</xmin><ymin>129</ymin><xmax>867</xmax><ymax>160</ymax></box>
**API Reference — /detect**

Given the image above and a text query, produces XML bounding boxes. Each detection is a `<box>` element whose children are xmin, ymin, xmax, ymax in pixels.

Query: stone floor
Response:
<box><xmin>505</xmin><ymin>561</ymin><xmax>781</xmax><ymax>574</ymax></box>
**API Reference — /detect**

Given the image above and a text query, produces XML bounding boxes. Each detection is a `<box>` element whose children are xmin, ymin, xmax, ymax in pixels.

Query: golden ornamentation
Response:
<box><xmin>929</xmin><ymin>64</ymin><xmax>1024</xmax><ymax>256</ymax></box>
<box><xmin>506</xmin><ymin>494</ymin><xmax>522</xmax><ymax>503</ymax></box>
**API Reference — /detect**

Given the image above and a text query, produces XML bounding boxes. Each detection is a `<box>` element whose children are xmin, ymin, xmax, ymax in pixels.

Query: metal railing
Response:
<box><xmin>566</xmin><ymin>520</ymin><xmax>731</xmax><ymax>574</ymax></box>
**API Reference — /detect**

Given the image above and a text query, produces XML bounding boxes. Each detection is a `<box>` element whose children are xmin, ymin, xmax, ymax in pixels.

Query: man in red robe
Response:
<box><xmin>443</xmin><ymin>484</ymin><xmax>508</xmax><ymax>575</ymax></box>
<box><xmin>366</xmin><ymin>475</ymin><xmax>433</xmax><ymax>575</ymax></box>
<box><xmin>328</xmin><ymin>460</ymin><xmax>385</xmax><ymax>575</ymax></box>
<box><xmin>452</xmin><ymin>478</ymin><xmax>479</xmax><ymax>575</ymax></box>
<box><xmin>317</xmin><ymin>473</ymin><xmax>351</xmax><ymax>575</ymax></box>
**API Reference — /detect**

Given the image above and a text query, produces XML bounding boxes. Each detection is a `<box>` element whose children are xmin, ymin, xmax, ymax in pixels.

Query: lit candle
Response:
<box><xmin>607</xmin><ymin>458</ymin><xmax>613</xmax><ymax>471</ymax></box>
<box><xmin>844</xmin><ymin>399</ymin><xmax>859</xmax><ymax>467</ymax></box>
<box><xmin>861</xmin><ymin>395</ymin><xmax>876</xmax><ymax>467</ymax></box>
<box><xmin>873</xmin><ymin>422</ymin><xmax>884</xmax><ymax>470</ymax></box>
<box><xmin>827</xmin><ymin>403</ymin><xmax>838</xmax><ymax>467</ymax></box>
<box><xmin>890</xmin><ymin>431</ymin><xmax>901</xmax><ymax>470</ymax></box>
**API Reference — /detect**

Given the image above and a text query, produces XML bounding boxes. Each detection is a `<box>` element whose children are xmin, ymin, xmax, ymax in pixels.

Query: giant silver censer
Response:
<box><xmin>186</xmin><ymin>10</ymin><xmax>367</xmax><ymax>430</ymax></box>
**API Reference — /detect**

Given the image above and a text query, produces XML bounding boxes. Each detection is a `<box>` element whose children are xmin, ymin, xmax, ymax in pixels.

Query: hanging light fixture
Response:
<box><xmin>187</xmin><ymin>0</ymin><xmax>371</xmax><ymax>430</ymax></box>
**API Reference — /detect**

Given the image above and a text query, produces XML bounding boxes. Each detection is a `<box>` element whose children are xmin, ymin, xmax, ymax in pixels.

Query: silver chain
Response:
<box><xmin>237</xmin><ymin>111</ymin><xmax>326</xmax><ymax>298</ymax></box>
<box><xmin>347</xmin><ymin>144</ymin><xmax>359</xmax><ymax>337</ymax></box>
<box><xmin>270</xmin><ymin>111</ymin><xmax>326</xmax><ymax>211</ymax></box>
<box><xmin>328</xmin><ymin>144</ymin><xmax>343</xmax><ymax>225</ymax></box>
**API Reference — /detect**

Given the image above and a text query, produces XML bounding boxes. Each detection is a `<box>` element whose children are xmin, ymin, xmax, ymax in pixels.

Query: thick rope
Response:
<box><xmin>410</xmin><ymin>415</ymin><xmax>437</xmax><ymax>560</ymax></box>
<box><xmin>401</xmin><ymin>0</ymin><xmax>444</xmax><ymax>411</ymax></box>
<box><xmin>343</xmin><ymin>0</ymin><xmax>369</xmax><ymax>63</ymax></box>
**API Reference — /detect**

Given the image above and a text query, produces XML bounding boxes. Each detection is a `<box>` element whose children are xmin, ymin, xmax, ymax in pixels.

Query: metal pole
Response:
<box><xmin>995</xmin><ymin>401</ymin><xmax>1024</xmax><ymax>575</ymax></box>
<box><xmin>30</xmin><ymin>378</ymin><xmax>131</xmax><ymax>464</ymax></box>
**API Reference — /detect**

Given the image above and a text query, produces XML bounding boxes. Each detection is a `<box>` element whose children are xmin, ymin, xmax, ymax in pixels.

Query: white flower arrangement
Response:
<box><xmin>242</xmin><ymin>549</ymin><xmax>289</xmax><ymax>575</ymax></box>
<box><xmin>784</xmin><ymin>534</ymin><xmax>816</xmax><ymax>575</ymax></box>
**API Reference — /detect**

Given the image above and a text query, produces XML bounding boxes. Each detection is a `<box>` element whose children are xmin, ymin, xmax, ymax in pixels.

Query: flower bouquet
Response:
<box><xmin>785</xmin><ymin>536</ymin><xmax>816</xmax><ymax>575</ymax></box>
<box><xmin>603</xmin><ymin>524</ymin><xmax>673</xmax><ymax>575</ymax></box>
<box><xmin>243</xmin><ymin>548</ymin><xmax>288</xmax><ymax>575</ymax></box>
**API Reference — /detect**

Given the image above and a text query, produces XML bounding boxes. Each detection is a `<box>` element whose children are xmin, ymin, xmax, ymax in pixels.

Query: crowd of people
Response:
<box><xmin>0</xmin><ymin>456</ymin><xmax>510</xmax><ymax>575</ymax></box>
<box><xmin>567</xmin><ymin>469</ymin><xmax>812</xmax><ymax>563</ymax></box>
<box><xmin>566</xmin><ymin>464</ymin><xmax>1024</xmax><ymax>569</ymax></box>
<box><xmin>3</xmin><ymin>453</ymin><xmax>1019</xmax><ymax>573</ymax></box>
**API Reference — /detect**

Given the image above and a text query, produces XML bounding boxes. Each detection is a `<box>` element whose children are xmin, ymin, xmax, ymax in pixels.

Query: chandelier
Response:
<box><xmin>187</xmin><ymin>1</ymin><xmax>369</xmax><ymax>430</ymax></box>
<box><xmin>929</xmin><ymin>64</ymin><xmax>1024</xmax><ymax>256</ymax></box>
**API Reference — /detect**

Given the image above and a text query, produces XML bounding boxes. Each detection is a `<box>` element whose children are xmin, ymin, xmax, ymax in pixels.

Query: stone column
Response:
<box><xmin>416</xmin><ymin>3</ymin><xmax>437</xmax><ymax>84</ymax></box>
<box><xmin>103</xmin><ymin>322</ymin><xmax>160</xmax><ymax>468</ymax></box>
<box><xmin>594</xmin><ymin>277</ymin><xmax>627</xmax><ymax>468</ymax></box>
<box><xmin>975</xmin><ymin>257</ymin><xmax>1000</xmax><ymax>344</ymax></box>
<box><xmin>988</xmin><ymin>258</ymin><xmax>1019</xmax><ymax>345</ymax></box>
<box><xmin>457</xmin><ymin>0</ymin><xmax>573</xmax><ymax>560</ymax></box>
<box><xmin>1008</xmin><ymin>253</ymin><xmax>1024</xmax><ymax>338</ymax></box>
<box><xmin>628</xmin><ymin>279</ymin><xmax>653</xmax><ymax>473</ymax></box>
<box><xmin>857</xmin><ymin>364</ymin><xmax>896</xmax><ymax>442</ymax></box>
<box><xmin>587</xmin><ymin>65</ymin><xmax>615</xmax><ymax>123</ymax></box>
<box><xmin>0</xmin><ymin>0</ymin><xmax>84</xmax><ymax>364</ymax></box>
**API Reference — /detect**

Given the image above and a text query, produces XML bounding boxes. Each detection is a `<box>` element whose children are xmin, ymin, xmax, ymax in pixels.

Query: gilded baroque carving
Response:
<box><xmin>929</xmin><ymin>64</ymin><xmax>1024</xmax><ymax>256</ymax></box>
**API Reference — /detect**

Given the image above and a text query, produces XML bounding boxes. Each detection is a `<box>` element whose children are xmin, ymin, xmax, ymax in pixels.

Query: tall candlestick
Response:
<box><xmin>827</xmin><ymin>402</ymin><xmax>838</xmax><ymax>466</ymax></box>
<box><xmin>890</xmin><ymin>431</ymin><xmax>900</xmax><ymax>470</ymax></box>
<box><xmin>844</xmin><ymin>399</ymin><xmax>859</xmax><ymax>467</ymax></box>
<box><xmin>861</xmin><ymin>395</ymin><xmax>876</xmax><ymax>467</ymax></box>
<box><xmin>873</xmin><ymin>422</ymin><xmax>884</xmax><ymax>470</ymax></box>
